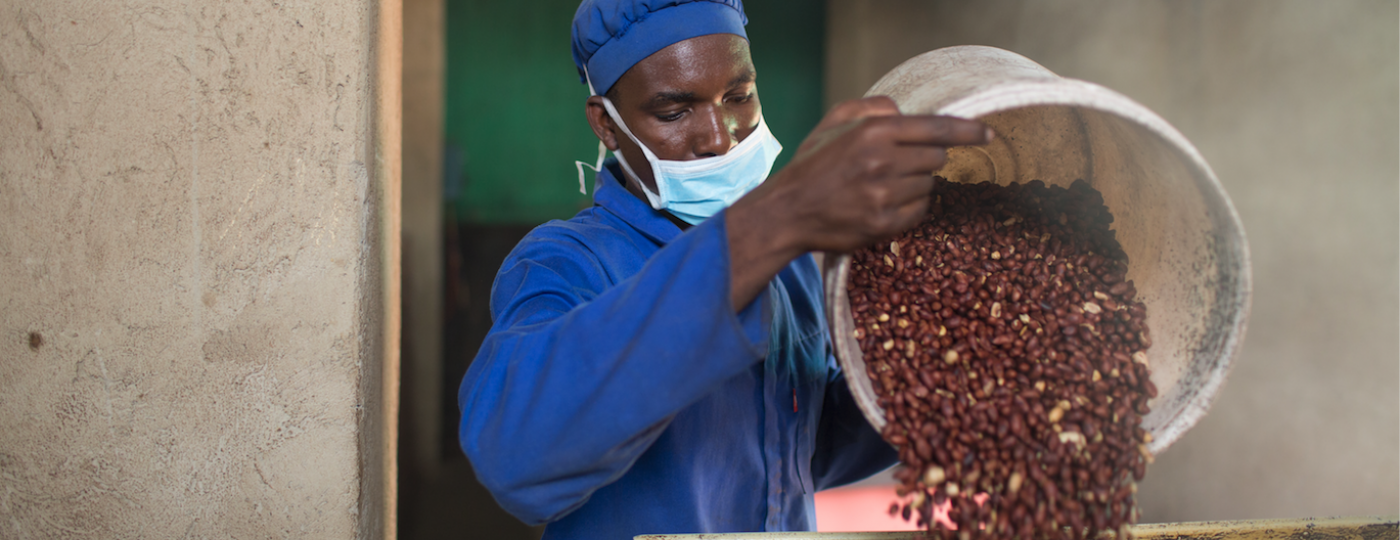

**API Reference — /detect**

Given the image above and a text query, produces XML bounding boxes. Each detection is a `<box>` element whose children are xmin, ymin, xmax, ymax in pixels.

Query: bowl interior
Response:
<box><xmin>826</xmin><ymin>102</ymin><xmax>1250</xmax><ymax>454</ymax></box>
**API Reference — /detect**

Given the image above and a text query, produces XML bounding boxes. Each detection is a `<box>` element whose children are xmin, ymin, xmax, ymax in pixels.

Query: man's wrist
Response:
<box><xmin>724</xmin><ymin>182</ymin><xmax>811</xmax><ymax>311</ymax></box>
<box><xmin>730</xmin><ymin>182</ymin><xmax>808</xmax><ymax>262</ymax></box>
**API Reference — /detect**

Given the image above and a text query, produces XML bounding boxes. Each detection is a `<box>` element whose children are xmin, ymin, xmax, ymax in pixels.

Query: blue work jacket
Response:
<box><xmin>458</xmin><ymin>161</ymin><xmax>897</xmax><ymax>539</ymax></box>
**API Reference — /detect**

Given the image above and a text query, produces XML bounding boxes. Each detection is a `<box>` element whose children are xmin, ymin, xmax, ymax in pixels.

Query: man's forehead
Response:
<box><xmin>638</xmin><ymin>70</ymin><xmax>756</xmax><ymax>108</ymax></box>
<box><xmin>618</xmin><ymin>34</ymin><xmax>755</xmax><ymax>98</ymax></box>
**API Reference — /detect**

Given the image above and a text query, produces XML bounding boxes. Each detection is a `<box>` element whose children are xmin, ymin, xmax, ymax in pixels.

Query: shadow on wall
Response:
<box><xmin>398</xmin><ymin>220</ymin><xmax>543</xmax><ymax>540</ymax></box>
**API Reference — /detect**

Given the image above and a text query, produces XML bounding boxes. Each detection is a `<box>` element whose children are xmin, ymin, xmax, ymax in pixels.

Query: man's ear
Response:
<box><xmin>586</xmin><ymin>96</ymin><xmax>621</xmax><ymax>151</ymax></box>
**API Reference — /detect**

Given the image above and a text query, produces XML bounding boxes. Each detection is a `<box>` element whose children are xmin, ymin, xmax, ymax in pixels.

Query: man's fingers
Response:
<box><xmin>887</xmin><ymin>195</ymin><xmax>931</xmax><ymax>235</ymax></box>
<box><xmin>874</xmin><ymin>115</ymin><xmax>994</xmax><ymax>147</ymax></box>
<box><xmin>882</xmin><ymin>172</ymin><xmax>937</xmax><ymax>209</ymax></box>
<box><xmin>820</xmin><ymin>96</ymin><xmax>902</xmax><ymax>129</ymax></box>
<box><xmin>842</xmin><ymin>96</ymin><xmax>901</xmax><ymax>120</ymax></box>
<box><xmin>797</xmin><ymin>98</ymin><xmax>902</xmax><ymax>158</ymax></box>
<box><xmin>885</xmin><ymin>146</ymin><xmax>949</xmax><ymax>178</ymax></box>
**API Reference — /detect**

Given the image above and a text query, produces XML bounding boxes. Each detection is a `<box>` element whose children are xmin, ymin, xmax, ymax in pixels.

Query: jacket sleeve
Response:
<box><xmin>810</xmin><ymin>359</ymin><xmax>899</xmax><ymax>491</ymax></box>
<box><xmin>458</xmin><ymin>210</ymin><xmax>771</xmax><ymax>525</ymax></box>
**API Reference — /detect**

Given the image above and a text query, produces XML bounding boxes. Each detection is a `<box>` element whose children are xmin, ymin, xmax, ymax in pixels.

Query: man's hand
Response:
<box><xmin>757</xmin><ymin>96</ymin><xmax>993</xmax><ymax>253</ymax></box>
<box><xmin>725</xmin><ymin>96</ymin><xmax>993</xmax><ymax>310</ymax></box>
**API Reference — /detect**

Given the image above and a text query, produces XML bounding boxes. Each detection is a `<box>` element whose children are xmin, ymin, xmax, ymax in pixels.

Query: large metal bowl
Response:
<box><xmin>823</xmin><ymin>46</ymin><xmax>1251</xmax><ymax>455</ymax></box>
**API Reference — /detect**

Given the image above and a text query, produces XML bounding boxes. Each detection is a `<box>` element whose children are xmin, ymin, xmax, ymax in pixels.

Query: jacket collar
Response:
<box><xmin>592</xmin><ymin>159</ymin><xmax>685</xmax><ymax>245</ymax></box>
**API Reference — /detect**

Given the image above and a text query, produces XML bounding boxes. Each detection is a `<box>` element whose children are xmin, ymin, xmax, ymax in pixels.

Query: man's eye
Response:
<box><xmin>656</xmin><ymin>111</ymin><xmax>685</xmax><ymax>122</ymax></box>
<box><xmin>728</xmin><ymin>93</ymin><xmax>754</xmax><ymax>103</ymax></box>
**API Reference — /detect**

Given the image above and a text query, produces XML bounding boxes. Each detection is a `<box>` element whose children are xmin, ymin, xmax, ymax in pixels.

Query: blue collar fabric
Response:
<box><xmin>592</xmin><ymin>158</ymin><xmax>684</xmax><ymax>245</ymax></box>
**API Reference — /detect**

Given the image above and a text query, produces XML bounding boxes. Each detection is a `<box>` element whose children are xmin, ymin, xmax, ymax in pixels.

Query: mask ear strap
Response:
<box><xmin>575</xmin><ymin>141</ymin><xmax>606</xmax><ymax>195</ymax></box>
<box><xmin>573</xmin><ymin>70</ymin><xmax>605</xmax><ymax>195</ymax></box>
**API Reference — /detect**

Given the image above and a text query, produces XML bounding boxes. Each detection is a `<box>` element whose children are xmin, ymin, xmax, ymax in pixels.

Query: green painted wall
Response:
<box><xmin>746</xmin><ymin>0</ymin><xmax>827</xmax><ymax>178</ymax></box>
<box><xmin>444</xmin><ymin>0</ymin><xmax>827</xmax><ymax>224</ymax></box>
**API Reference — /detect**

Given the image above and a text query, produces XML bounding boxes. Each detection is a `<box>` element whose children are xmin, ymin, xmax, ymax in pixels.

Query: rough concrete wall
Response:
<box><xmin>0</xmin><ymin>0</ymin><xmax>397</xmax><ymax>537</ymax></box>
<box><xmin>825</xmin><ymin>0</ymin><xmax>1399</xmax><ymax>521</ymax></box>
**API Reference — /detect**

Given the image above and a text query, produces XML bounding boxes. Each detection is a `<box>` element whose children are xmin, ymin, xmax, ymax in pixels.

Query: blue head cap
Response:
<box><xmin>571</xmin><ymin>0</ymin><xmax>748</xmax><ymax>96</ymax></box>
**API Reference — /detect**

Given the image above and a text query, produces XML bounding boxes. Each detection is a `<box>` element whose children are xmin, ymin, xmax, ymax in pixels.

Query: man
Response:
<box><xmin>458</xmin><ymin>0</ymin><xmax>992</xmax><ymax>537</ymax></box>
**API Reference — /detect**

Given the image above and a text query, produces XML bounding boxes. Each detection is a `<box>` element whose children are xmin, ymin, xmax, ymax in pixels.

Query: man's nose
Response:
<box><xmin>693</xmin><ymin>106</ymin><xmax>737</xmax><ymax>158</ymax></box>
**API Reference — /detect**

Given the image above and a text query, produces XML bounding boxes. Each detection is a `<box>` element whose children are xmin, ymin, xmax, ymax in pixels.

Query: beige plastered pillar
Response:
<box><xmin>0</xmin><ymin>0</ymin><xmax>401</xmax><ymax>537</ymax></box>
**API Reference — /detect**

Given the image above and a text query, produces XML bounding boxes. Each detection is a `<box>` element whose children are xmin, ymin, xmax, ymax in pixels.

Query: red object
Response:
<box><xmin>813</xmin><ymin>486</ymin><xmax>920</xmax><ymax>532</ymax></box>
<box><xmin>814</xmin><ymin>485</ymin><xmax>990</xmax><ymax>532</ymax></box>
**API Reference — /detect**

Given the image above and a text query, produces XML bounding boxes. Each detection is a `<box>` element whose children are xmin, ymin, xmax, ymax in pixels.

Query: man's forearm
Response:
<box><xmin>725</xmin><ymin>189</ymin><xmax>807</xmax><ymax>312</ymax></box>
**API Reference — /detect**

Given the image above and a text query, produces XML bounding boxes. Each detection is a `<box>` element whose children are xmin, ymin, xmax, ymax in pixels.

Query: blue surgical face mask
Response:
<box><xmin>598</xmin><ymin>97</ymin><xmax>783</xmax><ymax>225</ymax></box>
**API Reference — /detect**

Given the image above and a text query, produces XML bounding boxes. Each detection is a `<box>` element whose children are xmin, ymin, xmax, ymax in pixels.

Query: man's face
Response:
<box><xmin>587</xmin><ymin>33</ymin><xmax>762</xmax><ymax>199</ymax></box>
